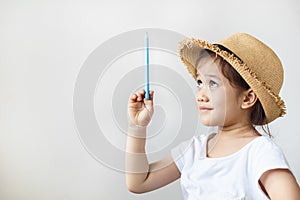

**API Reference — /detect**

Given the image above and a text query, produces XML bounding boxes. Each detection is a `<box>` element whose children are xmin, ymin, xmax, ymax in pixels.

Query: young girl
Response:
<box><xmin>126</xmin><ymin>33</ymin><xmax>300</xmax><ymax>199</ymax></box>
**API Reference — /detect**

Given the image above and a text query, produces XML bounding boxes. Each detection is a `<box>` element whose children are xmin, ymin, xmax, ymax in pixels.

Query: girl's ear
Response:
<box><xmin>241</xmin><ymin>89</ymin><xmax>257</xmax><ymax>109</ymax></box>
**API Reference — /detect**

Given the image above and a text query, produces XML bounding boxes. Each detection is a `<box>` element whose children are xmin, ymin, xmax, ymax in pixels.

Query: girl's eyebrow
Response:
<box><xmin>206</xmin><ymin>74</ymin><xmax>221</xmax><ymax>80</ymax></box>
<box><xmin>197</xmin><ymin>73</ymin><xmax>221</xmax><ymax>81</ymax></box>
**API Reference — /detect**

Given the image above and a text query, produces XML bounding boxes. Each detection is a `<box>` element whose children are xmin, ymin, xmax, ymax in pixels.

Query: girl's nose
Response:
<box><xmin>197</xmin><ymin>95</ymin><xmax>209</xmax><ymax>102</ymax></box>
<box><xmin>196</xmin><ymin>89</ymin><xmax>209</xmax><ymax>102</ymax></box>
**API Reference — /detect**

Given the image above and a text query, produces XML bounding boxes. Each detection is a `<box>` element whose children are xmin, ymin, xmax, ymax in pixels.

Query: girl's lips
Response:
<box><xmin>199</xmin><ymin>106</ymin><xmax>213</xmax><ymax>111</ymax></box>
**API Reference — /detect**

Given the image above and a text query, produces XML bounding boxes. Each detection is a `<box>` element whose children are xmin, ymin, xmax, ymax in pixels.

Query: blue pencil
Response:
<box><xmin>145</xmin><ymin>32</ymin><xmax>150</xmax><ymax>100</ymax></box>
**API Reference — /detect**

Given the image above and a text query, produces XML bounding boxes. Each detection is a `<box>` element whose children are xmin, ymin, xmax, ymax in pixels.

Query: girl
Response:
<box><xmin>126</xmin><ymin>33</ymin><xmax>300</xmax><ymax>199</ymax></box>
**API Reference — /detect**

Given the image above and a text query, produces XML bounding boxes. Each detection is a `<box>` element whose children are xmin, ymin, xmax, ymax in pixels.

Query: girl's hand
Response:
<box><xmin>128</xmin><ymin>90</ymin><xmax>154</xmax><ymax>127</ymax></box>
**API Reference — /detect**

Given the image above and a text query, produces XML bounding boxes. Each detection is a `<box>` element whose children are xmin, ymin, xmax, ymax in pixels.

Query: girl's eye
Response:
<box><xmin>209</xmin><ymin>80</ymin><xmax>218</xmax><ymax>88</ymax></box>
<box><xmin>197</xmin><ymin>80</ymin><xmax>203</xmax><ymax>88</ymax></box>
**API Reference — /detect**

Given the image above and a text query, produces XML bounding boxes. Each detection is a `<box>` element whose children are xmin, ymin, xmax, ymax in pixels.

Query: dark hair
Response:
<box><xmin>196</xmin><ymin>49</ymin><xmax>271</xmax><ymax>136</ymax></box>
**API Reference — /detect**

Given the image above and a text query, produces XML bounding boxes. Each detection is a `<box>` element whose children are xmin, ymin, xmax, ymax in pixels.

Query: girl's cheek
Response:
<box><xmin>211</xmin><ymin>91</ymin><xmax>227</xmax><ymax>108</ymax></box>
<box><xmin>211</xmin><ymin>89</ymin><xmax>224</xmax><ymax>99</ymax></box>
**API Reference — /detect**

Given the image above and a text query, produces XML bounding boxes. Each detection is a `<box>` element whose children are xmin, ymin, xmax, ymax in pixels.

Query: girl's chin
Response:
<box><xmin>200</xmin><ymin>119</ymin><xmax>214</xmax><ymax>126</ymax></box>
<box><xmin>200</xmin><ymin>118</ymin><xmax>224</xmax><ymax>127</ymax></box>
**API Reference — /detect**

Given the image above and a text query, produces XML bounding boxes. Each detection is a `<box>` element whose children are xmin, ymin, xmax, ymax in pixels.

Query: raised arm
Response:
<box><xmin>126</xmin><ymin>90</ymin><xmax>180</xmax><ymax>193</ymax></box>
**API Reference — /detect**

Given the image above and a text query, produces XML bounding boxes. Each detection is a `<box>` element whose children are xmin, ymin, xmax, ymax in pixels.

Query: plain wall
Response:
<box><xmin>0</xmin><ymin>0</ymin><xmax>299</xmax><ymax>199</ymax></box>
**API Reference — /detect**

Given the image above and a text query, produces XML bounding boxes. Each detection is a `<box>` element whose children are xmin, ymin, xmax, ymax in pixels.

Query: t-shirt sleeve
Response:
<box><xmin>171</xmin><ymin>137</ymin><xmax>194</xmax><ymax>172</ymax></box>
<box><xmin>252</xmin><ymin>138</ymin><xmax>291</xmax><ymax>181</ymax></box>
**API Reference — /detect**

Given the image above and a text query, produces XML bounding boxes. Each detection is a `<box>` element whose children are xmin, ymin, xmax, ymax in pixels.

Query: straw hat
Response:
<box><xmin>179</xmin><ymin>33</ymin><xmax>286</xmax><ymax>124</ymax></box>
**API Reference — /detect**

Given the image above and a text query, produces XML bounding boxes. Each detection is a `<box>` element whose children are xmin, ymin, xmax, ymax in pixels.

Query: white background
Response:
<box><xmin>0</xmin><ymin>0</ymin><xmax>299</xmax><ymax>199</ymax></box>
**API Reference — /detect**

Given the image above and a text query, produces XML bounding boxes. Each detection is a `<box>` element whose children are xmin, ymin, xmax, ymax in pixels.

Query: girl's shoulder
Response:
<box><xmin>248</xmin><ymin>136</ymin><xmax>292</xmax><ymax>182</ymax></box>
<box><xmin>248</xmin><ymin>135</ymin><xmax>284</xmax><ymax>154</ymax></box>
<box><xmin>245</xmin><ymin>135</ymin><xmax>292</xmax><ymax>174</ymax></box>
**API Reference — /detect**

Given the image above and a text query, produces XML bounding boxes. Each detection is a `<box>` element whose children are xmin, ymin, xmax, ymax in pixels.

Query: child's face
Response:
<box><xmin>195</xmin><ymin>56</ymin><xmax>246</xmax><ymax>127</ymax></box>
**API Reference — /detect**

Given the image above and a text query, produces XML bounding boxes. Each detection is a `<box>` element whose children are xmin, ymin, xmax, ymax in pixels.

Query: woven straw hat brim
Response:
<box><xmin>179</xmin><ymin>34</ymin><xmax>286</xmax><ymax>124</ymax></box>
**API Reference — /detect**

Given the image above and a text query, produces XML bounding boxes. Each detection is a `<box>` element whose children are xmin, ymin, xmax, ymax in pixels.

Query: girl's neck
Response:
<box><xmin>217</xmin><ymin>123</ymin><xmax>260</xmax><ymax>139</ymax></box>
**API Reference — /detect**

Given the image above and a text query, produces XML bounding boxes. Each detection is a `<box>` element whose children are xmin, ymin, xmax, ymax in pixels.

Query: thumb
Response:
<box><xmin>144</xmin><ymin>90</ymin><xmax>154</xmax><ymax>111</ymax></box>
<box><xmin>144</xmin><ymin>98</ymin><xmax>153</xmax><ymax>112</ymax></box>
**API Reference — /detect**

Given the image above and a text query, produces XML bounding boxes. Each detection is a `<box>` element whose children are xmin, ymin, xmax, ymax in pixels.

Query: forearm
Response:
<box><xmin>125</xmin><ymin>125</ymin><xmax>150</xmax><ymax>191</ymax></box>
<box><xmin>125</xmin><ymin>124</ymin><xmax>181</xmax><ymax>193</ymax></box>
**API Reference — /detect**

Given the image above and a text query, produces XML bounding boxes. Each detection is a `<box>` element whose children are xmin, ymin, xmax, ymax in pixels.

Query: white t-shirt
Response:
<box><xmin>171</xmin><ymin>134</ymin><xmax>291</xmax><ymax>200</ymax></box>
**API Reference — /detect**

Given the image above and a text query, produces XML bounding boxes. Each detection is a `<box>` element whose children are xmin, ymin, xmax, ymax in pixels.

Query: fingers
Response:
<box><xmin>137</xmin><ymin>90</ymin><xmax>145</xmax><ymax>101</ymax></box>
<box><xmin>149</xmin><ymin>90</ymin><xmax>154</xmax><ymax>101</ymax></box>
<box><xmin>129</xmin><ymin>93</ymin><xmax>138</xmax><ymax>103</ymax></box>
<box><xmin>144</xmin><ymin>90</ymin><xmax>154</xmax><ymax>103</ymax></box>
<box><xmin>129</xmin><ymin>90</ymin><xmax>145</xmax><ymax>103</ymax></box>
<box><xmin>129</xmin><ymin>90</ymin><xmax>154</xmax><ymax>103</ymax></box>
